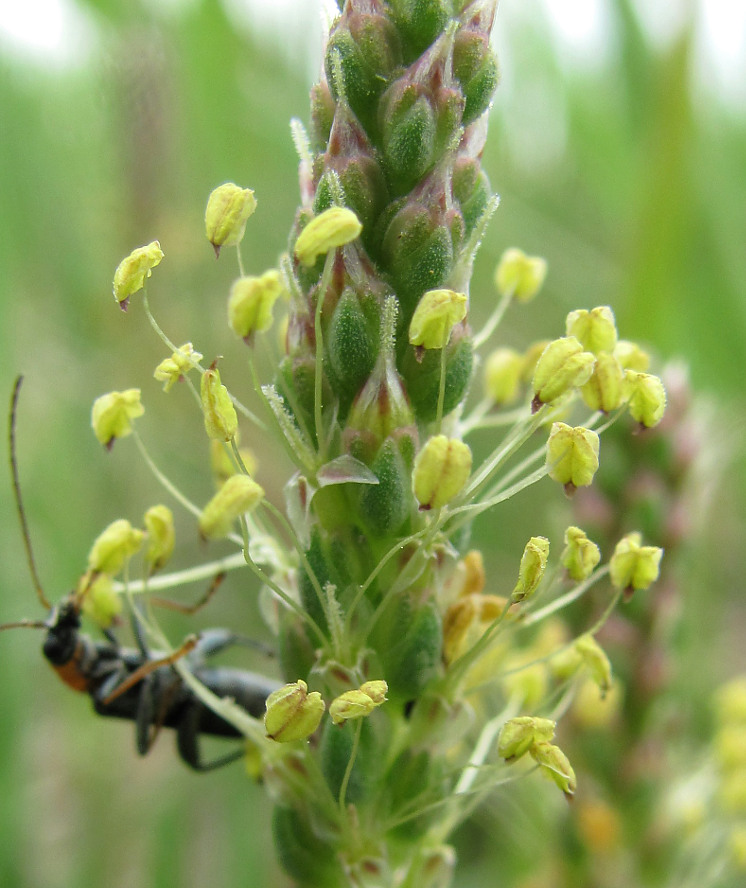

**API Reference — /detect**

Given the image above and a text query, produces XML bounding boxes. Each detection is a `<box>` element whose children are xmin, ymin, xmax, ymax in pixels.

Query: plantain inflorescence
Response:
<box><xmin>51</xmin><ymin>2</ymin><xmax>673</xmax><ymax>885</ymax></box>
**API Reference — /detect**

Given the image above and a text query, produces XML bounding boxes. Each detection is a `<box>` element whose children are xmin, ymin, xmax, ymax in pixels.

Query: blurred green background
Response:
<box><xmin>0</xmin><ymin>0</ymin><xmax>744</xmax><ymax>885</ymax></box>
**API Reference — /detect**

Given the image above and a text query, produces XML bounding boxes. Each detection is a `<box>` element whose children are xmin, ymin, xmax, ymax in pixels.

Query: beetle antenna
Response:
<box><xmin>9</xmin><ymin>376</ymin><xmax>52</xmax><ymax>611</ymax></box>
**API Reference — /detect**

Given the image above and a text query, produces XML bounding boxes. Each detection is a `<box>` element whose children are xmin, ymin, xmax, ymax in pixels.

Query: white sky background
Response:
<box><xmin>0</xmin><ymin>0</ymin><xmax>744</xmax><ymax>109</ymax></box>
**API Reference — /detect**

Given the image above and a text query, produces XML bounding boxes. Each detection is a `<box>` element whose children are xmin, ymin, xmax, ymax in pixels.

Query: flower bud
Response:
<box><xmin>413</xmin><ymin>435</ymin><xmax>472</xmax><ymax>510</ymax></box>
<box><xmin>574</xmin><ymin>634</ymin><xmax>612</xmax><ymax>695</ymax></box>
<box><xmin>143</xmin><ymin>504</ymin><xmax>175</xmax><ymax>573</ymax></box>
<box><xmin>624</xmin><ymin>371</ymin><xmax>667</xmax><ymax>428</ymax></box>
<box><xmin>453</xmin><ymin>28</ymin><xmax>499</xmax><ymax>125</ymax></box>
<box><xmin>329</xmin><ymin>680</ymin><xmax>388</xmax><ymax>725</ymax></box>
<box><xmin>609</xmin><ymin>532</ymin><xmax>663</xmax><ymax>595</ymax></box>
<box><xmin>294</xmin><ymin>206</ymin><xmax>362</xmax><ymax>267</ymax></box>
<box><xmin>381</xmin><ymin>87</ymin><xmax>437</xmax><ymax>194</ymax></box>
<box><xmin>201</xmin><ymin>366</ymin><xmax>238</xmax><ymax>442</ymax></box>
<box><xmin>498</xmin><ymin>716</ymin><xmax>556</xmax><ymax>761</ymax></box>
<box><xmin>91</xmin><ymin>389</ymin><xmax>144</xmax><ymax>449</ymax></box>
<box><xmin>199</xmin><ymin>474</ymin><xmax>265</xmax><ymax>540</ymax></box>
<box><xmin>494</xmin><ymin>248</ymin><xmax>547</xmax><ymax>303</ymax></box>
<box><xmin>87</xmin><ymin>518</ymin><xmax>145</xmax><ymax>575</ymax></box>
<box><xmin>513</xmin><ymin>536</ymin><xmax>550</xmax><ymax>602</ymax></box>
<box><xmin>78</xmin><ymin>572</ymin><xmax>121</xmax><ymax>629</ymax></box>
<box><xmin>153</xmin><ymin>342</ymin><xmax>203</xmax><ymax>393</ymax></box>
<box><xmin>205</xmin><ymin>183</ymin><xmax>257</xmax><ymax>257</ymax></box>
<box><xmin>561</xmin><ymin>526</ymin><xmax>601</xmax><ymax>581</ymax></box>
<box><xmin>566</xmin><ymin>306</ymin><xmax>618</xmax><ymax>355</ymax></box>
<box><xmin>265</xmin><ymin>680</ymin><xmax>325</xmax><ymax>742</ymax></box>
<box><xmin>530</xmin><ymin>742</ymin><xmax>577</xmax><ymax>798</ymax></box>
<box><xmin>483</xmin><ymin>348</ymin><xmax>524</xmax><ymax>405</ymax></box>
<box><xmin>409</xmin><ymin>289</ymin><xmax>468</xmax><ymax>350</ymax></box>
<box><xmin>546</xmin><ymin>423</ymin><xmax>600</xmax><ymax>493</ymax></box>
<box><xmin>532</xmin><ymin>337</ymin><xmax>596</xmax><ymax>410</ymax></box>
<box><xmin>580</xmin><ymin>351</ymin><xmax>625</xmax><ymax>413</ymax></box>
<box><xmin>228</xmin><ymin>270</ymin><xmax>284</xmax><ymax>343</ymax></box>
<box><xmin>112</xmin><ymin>241</ymin><xmax>164</xmax><ymax>310</ymax></box>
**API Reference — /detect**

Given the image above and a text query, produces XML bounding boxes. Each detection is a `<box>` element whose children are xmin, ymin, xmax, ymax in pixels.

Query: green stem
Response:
<box><xmin>338</xmin><ymin>719</ymin><xmax>363</xmax><ymax>813</ymax></box>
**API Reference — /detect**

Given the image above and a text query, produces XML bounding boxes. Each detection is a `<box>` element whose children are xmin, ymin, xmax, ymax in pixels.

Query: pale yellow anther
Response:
<box><xmin>201</xmin><ymin>366</ymin><xmax>238</xmax><ymax>442</ymax></box>
<box><xmin>546</xmin><ymin>422</ymin><xmax>600</xmax><ymax>492</ymax></box>
<box><xmin>199</xmin><ymin>474</ymin><xmax>265</xmax><ymax>540</ymax></box>
<box><xmin>561</xmin><ymin>526</ymin><xmax>601</xmax><ymax>581</ymax></box>
<box><xmin>614</xmin><ymin>340</ymin><xmax>650</xmax><ymax>372</ymax></box>
<box><xmin>513</xmin><ymin>536</ymin><xmax>550</xmax><ymax>602</ymax></box>
<box><xmin>264</xmin><ymin>680</ymin><xmax>325</xmax><ymax>742</ymax></box>
<box><xmin>409</xmin><ymin>289</ymin><xmax>468</xmax><ymax>350</ymax></box>
<box><xmin>532</xmin><ymin>337</ymin><xmax>596</xmax><ymax>409</ymax></box>
<box><xmin>483</xmin><ymin>347</ymin><xmax>524</xmax><ymax>405</ymax></box>
<box><xmin>87</xmin><ymin>519</ymin><xmax>145</xmax><ymax>575</ymax></box>
<box><xmin>205</xmin><ymin>183</ymin><xmax>257</xmax><ymax>256</ymax></box>
<box><xmin>566</xmin><ymin>306</ymin><xmax>618</xmax><ymax>355</ymax></box>
<box><xmin>144</xmin><ymin>504</ymin><xmax>175</xmax><ymax>573</ymax></box>
<box><xmin>228</xmin><ymin>270</ymin><xmax>285</xmax><ymax>342</ymax></box>
<box><xmin>154</xmin><ymin>343</ymin><xmax>203</xmax><ymax>393</ymax></box>
<box><xmin>413</xmin><ymin>435</ymin><xmax>472</xmax><ymax>510</ymax></box>
<box><xmin>294</xmin><ymin>206</ymin><xmax>362</xmax><ymax>267</ymax></box>
<box><xmin>112</xmin><ymin>241</ymin><xmax>164</xmax><ymax>309</ymax></box>
<box><xmin>494</xmin><ymin>247</ymin><xmax>547</xmax><ymax>302</ymax></box>
<box><xmin>624</xmin><ymin>371</ymin><xmax>667</xmax><ymax>428</ymax></box>
<box><xmin>580</xmin><ymin>351</ymin><xmax>626</xmax><ymax>413</ymax></box>
<box><xmin>91</xmin><ymin>389</ymin><xmax>144</xmax><ymax>448</ymax></box>
<box><xmin>530</xmin><ymin>742</ymin><xmax>577</xmax><ymax>798</ymax></box>
<box><xmin>609</xmin><ymin>532</ymin><xmax>662</xmax><ymax>594</ymax></box>
<box><xmin>574</xmin><ymin>634</ymin><xmax>612</xmax><ymax>695</ymax></box>
<box><xmin>498</xmin><ymin>716</ymin><xmax>556</xmax><ymax>761</ymax></box>
<box><xmin>78</xmin><ymin>572</ymin><xmax>122</xmax><ymax>629</ymax></box>
<box><xmin>329</xmin><ymin>680</ymin><xmax>388</xmax><ymax>725</ymax></box>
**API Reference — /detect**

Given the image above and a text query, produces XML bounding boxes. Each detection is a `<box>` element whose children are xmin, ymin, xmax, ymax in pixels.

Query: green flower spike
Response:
<box><xmin>199</xmin><ymin>474</ymin><xmax>265</xmax><ymax>540</ymax></box>
<box><xmin>112</xmin><ymin>241</ymin><xmax>164</xmax><ymax>311</ymax></box>
<box><xmin>205</xmin><ymin>183</ymin><xmax>257</xmax><ymax>257</ymax></box>
<box><xmin>265</xmin><ymin>680</ymin><xmax>326</xmax><ymax>742</ymax></box>
<box><xmin>87</xmin><ymin>518</ymin><xmax>145</xmax><ymax>575</ymax></box>
<box><xmin>546</xmin><ymin>422</ymin><xmax>600</xmax><ymax>494</ymax></box>
<box><xmin>494</xmin><ymin>247</ymin><xmax>547</xmax><ymax>302</ymax></box>
<box><xmin>609</xmin><ymin>532</ymin><xmax>663</xmax><ymax>598</ymax></box>
<box><xmin>91</xmin><ymin>389</ymin><xmax>144</xmax><ymax>449</ymax></box>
